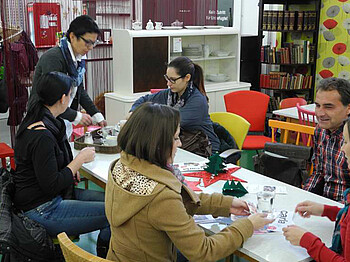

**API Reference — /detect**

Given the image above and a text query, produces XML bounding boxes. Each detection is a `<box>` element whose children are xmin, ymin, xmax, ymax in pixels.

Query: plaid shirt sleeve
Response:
<box><xmin>303</xmin><ymin>127</ymin><xmax>323</xmax><ymax>192</ymax></box>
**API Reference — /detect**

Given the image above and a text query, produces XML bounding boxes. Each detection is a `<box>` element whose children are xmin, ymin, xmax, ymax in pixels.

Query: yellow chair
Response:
<box><xmin>57</xmin><ymin>232</ymin><xmax>112</xmax><ymax>262</ymax></box>
<box><xmin>210</xmin><ymin>112</ymin><xmax>250</xmax><ymax>150</ymax></box>
<box><xmin>268</xmin><ymin>119</ymin><xmax>315</xmax><ymax>146</ymax></box>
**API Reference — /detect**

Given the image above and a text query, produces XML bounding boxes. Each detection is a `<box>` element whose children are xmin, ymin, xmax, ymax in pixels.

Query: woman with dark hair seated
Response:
<box><xmin>129</xmin><ymin>56</ymin><xmax>220</xmax><ymax>155</ymax></box>
<box><xmin>13</xmin><ymin>72</ymin><xmax>110</xmax><ymax>258</ymax></box>
<box><xmin>106</xmin><ymin>102</ymin><xmax>273</xmax><ymax>262</ymax></box>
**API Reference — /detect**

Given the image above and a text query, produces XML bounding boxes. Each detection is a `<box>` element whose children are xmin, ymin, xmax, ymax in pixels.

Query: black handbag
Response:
<box><xmin>253</xmin><ymin>142</ymin><xmax>313</xmax><ymax>188</ymax></box>
<box><xmin>179</xmin><ymin>129</ymin><xmax>212</xmax><ymax>158</ymax></box>
<box><xmin>0</xmin><ymin>168</ymin><xmax>63</xmax><ymax>261</ymax></box>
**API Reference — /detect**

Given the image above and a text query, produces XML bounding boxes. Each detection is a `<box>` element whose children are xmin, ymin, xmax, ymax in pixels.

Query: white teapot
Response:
<box><xmin>146</xmin><ymin>19</ymin><xmax>154</xmax><ymax>30</ymax></box>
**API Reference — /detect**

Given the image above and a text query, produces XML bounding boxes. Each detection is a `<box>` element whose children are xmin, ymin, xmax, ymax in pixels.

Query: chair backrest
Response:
<box><xmin>296</xmin><ymin>103</ymin><xmax>316</xmax><ymax>127</ymax></box>
<box><xmin>150</xmin><ymin>89</ymin><xmax>164</xmax><ymax>94</ymax></box>
<box><xmin>224</xmin><ymin>90</ymin><xmax>270</xmax><ymax>132</ymax></box>
<box><xmin>57</xmin><ymin>232</ymin><xmax>112</xmax><ymax>262</ymax></box>
<box><xmin>210</xmin><ymin>112</ymin><xmax>250</xmax><ymax>150</ymax></box>
<box><xmin>269</xmin><ymin>119</ymin><xmax>315</xmax><ymax>146</ymax></box>
<box><xmin>296</xmin><ymin>103</ymin><xmax>316</xmax><ymax>146</ymax></box>
<box><xmin>280</xmin><ymin>97</ymin><xmax>307</xmax><ymax>109</ymax></box>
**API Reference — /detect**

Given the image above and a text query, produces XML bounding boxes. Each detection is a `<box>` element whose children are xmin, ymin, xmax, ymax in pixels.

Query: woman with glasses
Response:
<box><xmin>14</xmin><ymin>72</ymin><xmax>110</xmax><ymax>258</ymax></box>
<box><xmin>130</xmin><ymin>56</ymin><xmax>220</xmax><ymax>153</ymax></box>
<box><xmin>28</xmin><ymin>15</ymin><xmax>107</xmax><ymax>136</ymax></box>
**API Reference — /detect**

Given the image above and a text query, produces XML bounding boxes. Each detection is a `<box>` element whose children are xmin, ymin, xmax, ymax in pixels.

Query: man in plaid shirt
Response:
<box><xmin>303</xmin><ymin>78</ymin><xmax>350</xmax><ymax>202</ymax></box>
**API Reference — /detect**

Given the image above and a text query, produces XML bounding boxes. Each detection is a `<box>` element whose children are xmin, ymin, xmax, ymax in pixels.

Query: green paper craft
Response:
<box><xmin>222</xmin><ymin>180</ymin><xmax>248</xmax><ymax>198</ymax></box>
<box><xmin>204</xmin><ymin>153</ymin><xmax>226</xmax><ymax>176</ymax></box>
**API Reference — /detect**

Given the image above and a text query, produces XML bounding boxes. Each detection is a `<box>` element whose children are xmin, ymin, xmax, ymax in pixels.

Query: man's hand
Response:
<box><xmin>79</xmin><ymin>113</ymin><xmax>93</xmax><ymax>126</ymax></box>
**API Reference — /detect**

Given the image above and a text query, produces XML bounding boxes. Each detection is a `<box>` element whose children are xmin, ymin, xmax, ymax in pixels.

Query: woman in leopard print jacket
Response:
<box><xmin>105</xmin><ymin>102</ymin><xmax>273</xmax><ymax>262</ymax></box>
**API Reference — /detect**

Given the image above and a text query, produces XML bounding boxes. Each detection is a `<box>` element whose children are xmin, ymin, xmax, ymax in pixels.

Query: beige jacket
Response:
<box><xmin>105</xmin><ymin>152</ymin><xmax>253</xmax><ymax>262</ymax></box>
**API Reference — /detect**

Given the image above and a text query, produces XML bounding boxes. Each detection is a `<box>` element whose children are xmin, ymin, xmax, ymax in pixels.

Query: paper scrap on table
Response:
<box><xmin>244</xmin><ymin>184</ymin><xmax>287</xmax><ymax>194</ymax></box>
<box><xmin>232</xmin><ymin>209</ymin><xmax>294</xmax><ymax>234</ymax></box>
<box><xmin>263</xmin><ymin>209</ymin><xmax>294</xmax><ymax>233</ymax></box>
<box><xmin>173</xmin><ymin>162</ymin><xmax>208</xmax><ymax>172</ymax></box>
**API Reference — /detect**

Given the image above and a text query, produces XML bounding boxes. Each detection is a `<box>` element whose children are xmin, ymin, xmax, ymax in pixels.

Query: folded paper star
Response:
<box><xmin>184</xmin><ymin>180</ymin><xmax>202</xmax><ymax>192</ymax></box>
<box><xmin>222</xmin><ymin>180</ymin><xmax>248</xmax><ymax>197</ymax></box>
<box><xmin>184</xmin><ymin>167</ymin><xmax>245</xmax><ymax>187</ymax></box>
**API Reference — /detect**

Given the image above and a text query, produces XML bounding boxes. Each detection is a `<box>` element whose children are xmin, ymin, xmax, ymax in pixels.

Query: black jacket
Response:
<box><xmin>28</xmin><ymin>46</ymin><xmax>100</xmax><ymax>122</ymax></box>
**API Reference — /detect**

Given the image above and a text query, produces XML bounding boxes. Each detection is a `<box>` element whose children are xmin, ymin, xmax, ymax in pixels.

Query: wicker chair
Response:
<box><xmin>57</xmin><ymin>232</ymin><xmax>112</xmax><ymax>262</ymax></box>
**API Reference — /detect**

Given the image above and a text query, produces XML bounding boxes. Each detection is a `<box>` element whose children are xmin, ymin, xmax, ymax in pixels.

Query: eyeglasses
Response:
<box><xmin>164</xmin><ymin>74</ymin><xmax>184</xmax><ymax>84</ymax></box>
<box><xmin>79</xmin><ymin>36</ymin><xmax>99</xmax><ymax>47</ymax></box>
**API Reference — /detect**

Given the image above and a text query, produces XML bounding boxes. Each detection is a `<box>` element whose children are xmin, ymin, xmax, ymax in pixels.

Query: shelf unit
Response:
<box><xmin>105</xmin><ymin>28</ymin><xmax>251</xmax><ymax>124</ymax></box>
<box><xmin>258</xmin><ymin>0</ymin><xmax>321</xmax><ymax>105</ymax></box>
<box><xmin>112</xmin><ymin>28</ymin><xmax>244</xmax><ymax>95</ymax></box>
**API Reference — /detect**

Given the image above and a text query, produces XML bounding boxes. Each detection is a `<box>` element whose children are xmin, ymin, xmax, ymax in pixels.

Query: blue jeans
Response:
<box><xmin>24</xmin><ymin>188</ymin><xmax>110</xmax><ymax>242</ymax></box>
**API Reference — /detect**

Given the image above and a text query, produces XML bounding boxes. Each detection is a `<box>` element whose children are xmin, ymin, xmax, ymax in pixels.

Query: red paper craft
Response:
<box><xmin>184</xmin><ymin>167</ymin><xmax>245</xmax><ymax>187</ymax></box>
<box><xmin>185</xmin><ymin>180</ymin><xmax>202</xmax><ymax>192</ymax></box>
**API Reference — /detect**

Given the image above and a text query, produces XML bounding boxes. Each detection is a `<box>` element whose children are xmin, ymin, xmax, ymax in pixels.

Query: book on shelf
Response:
<box><xmin>260</xmin><ymin>72</ymin><xmax>313</xmax><ymax>90</ymax></box>
<box><xmin>262</xmin><ymin>10</ymin><xmax>316</xmax><ymax>31</ymax></box>
<box><xmin>310</xmin><ymin>11</ymin><xmax>317</xmax><ymax>30</ymax></box>
<box><xmin>309</xmin><ymin>44</ymin><xmax>315</xmax><ymax>63</ymax></box>
<box><xmin>283</xmin><ymin>11</ymin><xmax>289</xmax><ymax>30</ymax></box>
<box><xmin>262</xmin><ymin>10</ymin><xmax>268</xmax><ymax>30</ymax></box>
<box><xmin>267</xmin><ymin>11</ymin><xmax>272</xmax><ymax>30</ymax></box>
<box><xmin>289</xmin><ymin>11</ymin><xmax>296</xmax><ymax>30</ymax></box>
<box><xmin>303</xmin><ymin>11</ymin><xmax>309</xmax><ymax>31</ymax></box>
<box><xmin>297</xmin><ymin>11</ymin><xmax>303</xmax><ymax>31</ymax></box>
<box><xmin>260</xmin><ymin>42</ymin><xmax>314</xmax><ymax>64</ymax></box>
<box><xmin>271</xmin><ymin>11</ymin><xmax>278</xmax><ymax>30</ymax></box>
<box><xmin>277</xmin><ymin>11</ymin><xmax>284</xmax><ymax>30</ymax></box>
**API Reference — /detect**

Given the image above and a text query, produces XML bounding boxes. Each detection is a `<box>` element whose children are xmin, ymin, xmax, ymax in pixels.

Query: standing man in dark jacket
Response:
<box><xmin>28</xmin><ymin>15</ymin><xmax>107</xmax><ymax>130</ymax></box>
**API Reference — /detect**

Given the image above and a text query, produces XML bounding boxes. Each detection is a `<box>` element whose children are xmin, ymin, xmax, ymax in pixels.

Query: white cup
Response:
<box><xmin>202</xmin><ymin>44</ymin><xmax>210</xmax><ymax>58</ymax></box>
<box><xmin>155</xmin><ymin>22</ymin><xmax>163</xmax><ymax>30</ymax></box>
<box><xmin>104</xmin><ymin>31</ymin><xmax>110</xmax><ymax>43</ymax></box>
<box><xmin>118</xmin><ymin>120</ymin><xmax>127</xmax><ymax>130</ymax></box>
<box><xmin>105</xmin><ymin>135</ymin><xmax>118</xmax><ymax>146</ymax></box>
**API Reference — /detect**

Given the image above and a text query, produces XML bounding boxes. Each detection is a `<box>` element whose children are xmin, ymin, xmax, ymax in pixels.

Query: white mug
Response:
<box><xmin>155</xmin><ymin>22</ymin><xmax>163</xmax><ymax>30</ymax></box>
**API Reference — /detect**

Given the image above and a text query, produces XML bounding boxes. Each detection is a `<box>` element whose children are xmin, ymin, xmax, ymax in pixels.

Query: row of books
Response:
<box><xmin>262</xmin><ymin>10</ymin><xmax>317</xmax><ymax>31</ymax></box>
<box><xmin>260</xmin><ymin>41</ymin><xmax>315</xmax><ymax>64</ymax></box>
<box><xmin>260</xmin><ymin>72</ymin><xmax>313</xmax><ymax>90</ymax></box>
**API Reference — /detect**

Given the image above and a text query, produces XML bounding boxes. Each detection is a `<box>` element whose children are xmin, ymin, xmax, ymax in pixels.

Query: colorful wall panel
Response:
<box><xmin>316</xmin><ymin>0</ymin><xmax>350</xmax><ymax>85</ymax></box>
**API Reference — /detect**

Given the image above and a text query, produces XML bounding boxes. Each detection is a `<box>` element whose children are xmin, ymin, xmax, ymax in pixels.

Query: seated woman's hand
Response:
<box><xmin>248</xmin><ymin>213</ymin><xmax>275</xmax><ymax>230</ymax></box>
<box><xmin>78</xmin><ymin>147</ymin><xmax>96</xmax><ymax>163</ymax></box>
<box><xmin>282</xmin><ymin>225</ymin><xmax>307</xmax><ymax>246</ymax></box>
<box><xmin>230</xmin><ymin>199</ymin><xmax>249</xmax><ymax>216</ymax></box>
<box><xmin>295</xmin><ymin>201</ymin><xmax>324</xmax><ymax>218</ymax></box>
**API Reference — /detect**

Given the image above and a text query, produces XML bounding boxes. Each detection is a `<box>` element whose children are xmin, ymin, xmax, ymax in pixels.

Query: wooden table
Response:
<box><xmin>72</xmin><ymin>145</ymin><xmax>341</xmax><ymax>262</ymax></box>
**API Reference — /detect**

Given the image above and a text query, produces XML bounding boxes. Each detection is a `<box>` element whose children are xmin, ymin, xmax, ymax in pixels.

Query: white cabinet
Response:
<box><xmin>106</xmin><ymin>28</ymin><xmax>250</xmax><ymax>124</ymax></box>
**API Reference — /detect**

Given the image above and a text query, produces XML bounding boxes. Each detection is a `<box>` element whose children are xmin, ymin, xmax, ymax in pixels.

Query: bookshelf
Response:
<box><xmin>258</xmin><ymin>0</ymin><xmax>321</xmax><ymax>107</ymax></box>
